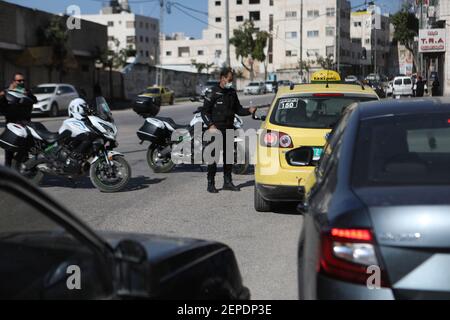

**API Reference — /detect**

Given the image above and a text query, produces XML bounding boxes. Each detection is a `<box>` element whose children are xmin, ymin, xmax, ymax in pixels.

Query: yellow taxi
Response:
<box><xmin>140</xmin><ymin>86</ymin><xmax>175</xmax><ymax>105</ymax></box>
<box><xmin>254</xmin><ymin>70</ymin><xmax>379</xmax><ymax>212</ymax></box>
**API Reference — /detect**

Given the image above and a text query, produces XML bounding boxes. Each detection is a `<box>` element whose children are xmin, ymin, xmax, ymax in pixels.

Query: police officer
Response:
<box><xmin>201</xmin><ymin>67</ymin><xmax>256</xmax><ymax>193</ymax></box>
<box><xmin>0</xmin><ymin>73</ymin><xmax>37</xmax><ymax>167</ymax></box>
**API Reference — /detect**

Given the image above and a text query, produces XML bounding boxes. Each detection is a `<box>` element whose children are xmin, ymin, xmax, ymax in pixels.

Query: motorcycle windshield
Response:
<box><xmin>95</xmin><ymin>97</ymin><xmax>114</xmax><ymax>123</ymax></box>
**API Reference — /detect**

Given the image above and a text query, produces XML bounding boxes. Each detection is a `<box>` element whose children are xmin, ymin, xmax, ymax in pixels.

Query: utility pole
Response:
<box><xmin>225</xmin><ymin>0</ymin><xmax>230</xmax><ymax>67</ymax></box>
<box><xmin>300</xmin><ymin>0</ymin><xmax>304</xmax><ymax>79</ymax></box>
<box><xmin>419</xmin><ymin>0</ymin><xmax>424</xmax><ymax>76</ymax></box>
<box><xmin>158</xmin><ymin>0</ymin><xmax>165</xmax><ymax>86</ymax></box>
<box><xmin>336</xmin><ymin>0</ymin><xmax>341</xmax><ymax>73</ymax></box>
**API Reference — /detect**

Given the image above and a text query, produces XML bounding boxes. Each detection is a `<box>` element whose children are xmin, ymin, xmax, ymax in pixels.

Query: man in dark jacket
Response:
<box><xmin>0</xmin><ymin>73</ymin><xmax>37</xmax><ymax>167</ymax></box>
<box><xmin>415</xmin><ymin>76</ymin><xmax>425</xmax><ymax>97</ymax></box>
<box><xmin>201</xmin><ymin>67</ymin><xmax>256</xmax><ymax>193</ymax></box>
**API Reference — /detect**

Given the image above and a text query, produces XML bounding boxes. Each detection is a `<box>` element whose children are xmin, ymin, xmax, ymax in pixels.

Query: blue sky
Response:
<box><xmin>6</xmin><ymin>0</ymin><xmax>403</xmax><ymax>38</ymax></box>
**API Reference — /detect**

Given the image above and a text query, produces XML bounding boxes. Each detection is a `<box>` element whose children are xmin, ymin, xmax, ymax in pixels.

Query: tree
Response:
<box><xmin>316</xmin><ymin>55</ymin><xmax>335</xmax><ymax>70</ymax></box>
<box><xmin>38</xmin><ymin>16</ymin><xmax>70</xmax><ymax>82</ymax></box>
<box><xmin>391</xmin><ymin>8</ymin><xmax>419</xmax><ymax>72</ymax></box>
<box><xmin>230</xmin><ymin>20</ymin><xmax>269</xmax><ymax>81</ymax></box>
<box><xmin>298</xmin><ymin>60</ymin><xmax>314</xmax><ymax>81</ymax></box>
<box><xmin>191</xmin><ymin>59</ymin><xmax>215</xmax><ymax>74</ymax></box>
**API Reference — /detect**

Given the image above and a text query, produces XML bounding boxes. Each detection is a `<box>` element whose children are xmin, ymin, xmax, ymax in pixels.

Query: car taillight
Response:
<box><xmin>261</xmin><ymin>131</ymin><xmax>293</xmax><ymax>148</ymax></box>
<box><xmin>319</xmin><ymin>228</ymin><xmax>389</xmax><ymax>287</ymax></box>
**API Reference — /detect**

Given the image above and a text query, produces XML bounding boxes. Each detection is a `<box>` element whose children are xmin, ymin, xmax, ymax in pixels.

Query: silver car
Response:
<box><xmin>244</xmin><ymin>81</ymin><xmax>266</xmax><ymax>95</ymax></box>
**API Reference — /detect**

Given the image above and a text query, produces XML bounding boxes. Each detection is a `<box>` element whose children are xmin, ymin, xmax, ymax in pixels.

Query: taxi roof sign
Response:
<box><xmin>311</xmin><ymin>70</ymin><xmax>341</xmax><ymax>83</ymax></box>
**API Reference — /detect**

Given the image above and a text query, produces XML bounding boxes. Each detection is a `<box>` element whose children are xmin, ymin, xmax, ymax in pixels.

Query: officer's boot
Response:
<box><xmin>207</xmin><ymin>177</ymin><xmax>219</xmax><ymax>194</ymax></box>
<box><xmin>223</xmin><ymin>169</ymin><xmax>240</xmax><ymax>192</ymax></box>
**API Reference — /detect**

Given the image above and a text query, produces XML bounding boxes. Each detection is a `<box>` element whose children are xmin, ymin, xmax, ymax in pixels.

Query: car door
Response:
<box><xmin>403</xmin><ymin>78</ymin><xmax>412</xmax><ymax>96</ymax></box>
<box><xmin>0</xmin><ymin>174</ymin><xmax>116</xmax><ymax>299</ymax></box>
<box><xmin>160</xmin><ymin>87</ymin><xmax>167</xmax><ymax>104</ymax></box>
<box><xmin>61</xmin><ymin>86</ymin><xmax>77</xmax><ymax>112</ymax></box>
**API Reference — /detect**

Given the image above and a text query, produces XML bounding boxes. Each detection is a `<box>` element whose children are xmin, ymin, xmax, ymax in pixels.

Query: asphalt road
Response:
<box><xmin>0</xmin><ymin>93</ymin><xmax>304</xmax><ymax>300</ymax></box>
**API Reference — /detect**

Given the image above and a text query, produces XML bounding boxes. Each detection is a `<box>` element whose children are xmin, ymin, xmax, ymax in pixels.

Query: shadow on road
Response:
<box><xmin>237</xmin><ymin>180</ymin><xmax>255</xmax><ymax>189</ymax></box>
<box><xmin>40</xmin><ymin>175</ymin><xmax>165</xmax><ymax>192</ymax></box>
<box><xmin>270</xmin><ymin>202</ymin><xmax>301</xmax><ymax>216</ymax></box>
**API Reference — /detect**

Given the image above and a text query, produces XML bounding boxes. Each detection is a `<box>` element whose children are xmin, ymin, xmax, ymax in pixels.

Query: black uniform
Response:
<box><xmin>0</xmin><ymin>89</ymin><xmax>37</xmax><ymax>167</ymax></box>
<box><xmin>201</xmin><ymin>86</ymin><xmax>251</xmax><ymax>181</ymax></box>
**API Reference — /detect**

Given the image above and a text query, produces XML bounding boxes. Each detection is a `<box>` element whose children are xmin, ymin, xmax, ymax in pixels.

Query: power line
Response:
<box><xmin>170</xmin><ymin>1</ymin><xmax>208</xmax><ymax>16</ymax></box>
<box><xmin>171</xmin><ymin>3</ymin><xmax>224</xmax><ymax>30</ymax></box>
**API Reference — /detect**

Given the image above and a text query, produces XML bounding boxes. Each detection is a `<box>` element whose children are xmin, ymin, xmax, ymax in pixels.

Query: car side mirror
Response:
<box><xmin>56</xmin><ymin>90</ymin><xmax>62</xmax><ymax>96</ymax></box>
<box><xmin>260</xmin><ymin>115</ymin><xmax>267</xmax><ymax>121</ymax></box>
<box><xmin>286</xmin><ymin>147</ymin><xmax>314</xmax><ymax>166</ymax></box>
<box><xmin>114</xmin><ymin>240</ymin><xmax>151</xmax><ymax>297</ymax></box>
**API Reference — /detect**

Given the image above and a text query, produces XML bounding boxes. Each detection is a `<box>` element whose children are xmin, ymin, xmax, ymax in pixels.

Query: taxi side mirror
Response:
<box><xmin>286</xmin><ymin>147</ymin><xmax>314</xmax><ymax>166</ymax></box>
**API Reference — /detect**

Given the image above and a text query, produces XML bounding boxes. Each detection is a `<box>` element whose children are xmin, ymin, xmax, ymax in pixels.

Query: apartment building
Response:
<box><xmin>350</xmin><ymin>4</ymin><xmax>391</xmax><ymax>77</ymax></box>
<box><xmin>161</xmin><ymin>0</ymin><xmax>356</xmax><ymax>81</ymax></box>
<box><xmin>82</xmin><ymin>0</ymin><xmax>160</xmax><ymax>66</ymax></box>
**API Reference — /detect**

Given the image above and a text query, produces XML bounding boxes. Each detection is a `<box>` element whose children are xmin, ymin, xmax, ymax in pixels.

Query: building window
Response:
<box><xmin>146</xmin><ymin>22</ymin><xmax>149</xmax><ymax>29</ymax></box>
<box><xmin>178</xmin><ymin>47</ymin><xmax>190</xmax><ymax>57</ymax></box>
<box><xmin>215</xmin><ymin>33</ymin><xmax>222</xmax><ymax>39</ymax></box>
<box><xmin>215</xmin><ymin>1</ymin><xmax>221</xmax><ymax>6</ymax></box>
<box><xmin>198</xmin><ymin>50</ymin><xmax>204</xmax><ymax>56</ymax></box>
<box><xmin>145</xmin><ymin>37</ymin><xmax>149</xmax><ymax>43</ymax></box>
<box><xmin>249</xmin><ymin>0</ymin><xmax>260</xmax><ymax>4</ymax></box>
<box><xmin>285</xmin><ymin>31</ymin><xmax>298</xmax><ymax>39</ymax></box>
<box><xmin>126</xmin><ymin>36</ymin><xmax>136</xmax><ymax>44</ymax></box>
<box><xmin>354</xmin><ymin>21</ymin><xmax>362</xmax><ymax>27</ymax></box>
<box><xmin>107</xmin><ymin>21</ymin><xmax>114</xmax><ymax>27</ymax></box>
<box><xmin>166</xmin><ymin>51</ymin><xmax>172</xmax><ymax>56</ymax></box>
<box><xmin>325</xmin><ymin>27</ymin><xmax>335</xmax><ymax>37</ymax></box>
<box><xmin>215</xmin><ymin>50</ymin><xmax>222</xmax><ymax>57</ymax></box>
<box><xmin>146</xmin><ymin>51</ymin><xmax>149</xmax><ymax>57</ymax></box>
<box><xmin>236</xmin><ymin>15</ymin><xmax>244</xmax><ymax>22</ymax></box>
<box><xmin>307</xmin><ymin>49</ymin><xmax>319</xmax><ymax>57</ymax></box>
<box><xmin>140</xmin><ymin>36</ymin><xmax>144</xmax><ymax>42</ymax></box>
<box><xmin>216</xmin><ymin>17</ymin><xmax>222</xmax><ymax>22</ymax></box>
<box><xmin>307</xmin><ymin>10</ymin><xmax>319</xmax><ymax>18</ymax></box>
<box><xmin>108</xmin><ymin>36</ymin><xmax>115</xmax><ymax>41</ymax></box>
<box><xmin>326</xmin><ymin>8</ymin><xmax>335</xmax><ymax>17</ymax></box>
<box><xmin>249</xmin><ymin>11</ymin><xmax>260</xmax><ymax>21</ymax></box>
<box><xmin>126</xmin><ymin>21</ymin><xmax>135</xmax><ymax>28</ymax></box>
<box><xmin>286</xmin><ymin>50</ymin><xmax>298</xmax><ymax>57</ymax></box>
<box><xmin>286</xmin><ymin>11</ymin><xmax>297</xmax><ymax>18</ymax></box>
<box><xmin>307</xmin><ymin>30</ymin><xmax>319</xmax><ymax>38</ymax></box>
<box><xmin>365</xmin><ymin>38</ymin><xmax>370</xmax><ymax>44</ymax></box>
<box><xmin>237</xmin><ymin>0</ymin><xmax>242</xmax><ymax>4</ymax></box>
<box><xmin>139</xmin><ymin>21</ymin><xmax>143</xmax><ymax>28</ymax></box>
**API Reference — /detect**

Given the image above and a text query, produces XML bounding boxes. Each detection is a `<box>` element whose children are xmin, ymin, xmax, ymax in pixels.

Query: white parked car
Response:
<box><xmin>265</xmin><ymin>80</ymin><xmax>278</xmax><ymax>93</ymax></box>
<box><xmin>244</xmin><ymin>82</ymin><xmax>266</xmax><ymax>95</ymax></box>
<box><xmin>386</xmin><ymin>81</ymin><xmax>394</xmax><ymax>97</ymax></box>
<box><xmin>392</xmin><ymin>76</ymin><xmax>413</xmax><ymax>98</ymax></box>
<box><xmin>32</xmin><ymin>84</ymin><xmax>79</xmax><ymax>117</ymax></box>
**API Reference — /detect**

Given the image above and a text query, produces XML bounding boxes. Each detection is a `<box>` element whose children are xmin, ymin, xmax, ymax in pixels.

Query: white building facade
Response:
<box><xmin>350</xmin><ymin>5</ymin><xmax>391</xmax><ymax>77</ymax></box>
<box><xmin>161</xmin><ymin>0</ymin><xmax>356</xmax><ymax>81</ymax></box>
<box><xmin>82</xmin><ymin>2</ymin><xmax>160</xmax><ymax>66</ymax></box>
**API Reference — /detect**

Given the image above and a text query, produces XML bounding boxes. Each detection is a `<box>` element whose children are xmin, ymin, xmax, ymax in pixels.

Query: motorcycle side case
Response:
<box><xmin>0</xmin><ymin>123</ymin><xmax>28</xmax><ymax>152</ymax></box>
<box><xmin>137</xmin><ymin>118</ymin><xmax>171</xmax><ymax>144</ymax></box>
<box><xmin>133</xmin><ymin>95</ymin><xmax>161</xmax><ymax>117</ymax></box>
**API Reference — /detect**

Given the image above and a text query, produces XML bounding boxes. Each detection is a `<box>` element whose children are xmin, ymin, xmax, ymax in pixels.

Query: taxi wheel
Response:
<box><xmin>254</xmin><ymin>185</ymin><xmax>272</xmax><ymax>212</ymax></box>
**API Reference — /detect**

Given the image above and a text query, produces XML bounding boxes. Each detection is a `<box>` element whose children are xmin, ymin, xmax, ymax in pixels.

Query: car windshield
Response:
<box><xmin>352</xmin><ymin>113</ymin><xmax>450</xmax><ymax>187</ymax></box>
<box><xmin>145</xmin><ymin>88</ymin><xmax>160</xmax><ymax>94</ymax></box>
<box><xmin>270</xmin><ymin>95</ymin><xmax>377</xmax><ymax>129</ymax></box>
<box><xmin>94</xmin><ymin>96</ymin><xmax>114</xmax><ymax>123</ymax></box>
<box><xmin>32</xmin><ymin>86</ymin><xmax>56</xmax><ymax>94</ymax></box>
<box><xmin>249</xmin><ymin>82</ymin><xmax>259</xmax><ymax>86</ymax></box>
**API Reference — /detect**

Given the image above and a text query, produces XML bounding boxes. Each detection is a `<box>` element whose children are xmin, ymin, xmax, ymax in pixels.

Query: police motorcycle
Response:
<box><xmin>0</xmin><ymin>93</ymin><xmax>131</xmax><ymax>193</ymax></box>
<box><xmin>135</xmin><ymin>96</ymin><xmax>250</xmax><ymax>174</ymax></box>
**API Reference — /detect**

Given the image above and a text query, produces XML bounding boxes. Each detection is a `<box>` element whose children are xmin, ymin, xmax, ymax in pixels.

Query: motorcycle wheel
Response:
<box><xmin>147</xmin><ymin>145</ymin><xmax>176</xmax><ymax>173</ymax></box>
<box><xmin>11</xmin><ymin>157</ymin><xmax>44</xmax><ymax>185</ymax></box>
<box><xmin>90</xmin><ymin>156</ymin><xmax>131</xmax><ymax>193</ymax></box>
<box><xmin>232</xmin><ymin>143</ymin><xmax>250</xmax><ymax>175</ymax></box>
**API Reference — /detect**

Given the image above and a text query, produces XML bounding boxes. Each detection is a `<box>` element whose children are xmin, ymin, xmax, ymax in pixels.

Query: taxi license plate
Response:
<box><xmin>313</xmin><ymin>147</ymin><xmax>323</xmax><ymax>161</ymax></box>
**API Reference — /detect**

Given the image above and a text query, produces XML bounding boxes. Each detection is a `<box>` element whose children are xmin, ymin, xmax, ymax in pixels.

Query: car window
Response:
<box><xmin>404</xmin><ymin>78</ymin><xmax>412</xmax><ymax>85</ymax></box>
<box><xmin>394</xmin><ymin>79</ymin><xmax>402</xmax><ymax>85</ymax></box>
<box><xmin>270</xmin><ymin>95</ymin><xmax>376</xmax><ymax>129</ymax></box>
<box><xmin>352</xmin><ymin>113</ymin><xmax>450</xmax><ymax>187</ymax></box>
<box><xmin>32</xmin><ymin>87</ymin><xmax>56</xmax><ymax>94</ymax></box>
<box><xmin>317</xmin><ymin>108</ymin><xmax>353</xmax><ymax>179</ymax></box>
<box><xmin>0</xmin><ymin>189</ymin><xmax>111</xmax><ymax>299</ymax></box>
<box><xmin>145</xmin><ymin>88</ymin><xmax>160</xmax><ymax>94</ymax></box>
<box><xmin>59</xmin><ymin>86</ymin><xmax>75</xmax><ymax>95</ymax></box>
